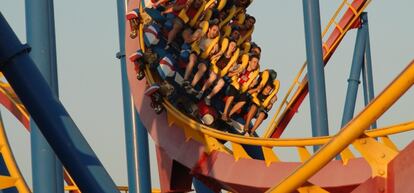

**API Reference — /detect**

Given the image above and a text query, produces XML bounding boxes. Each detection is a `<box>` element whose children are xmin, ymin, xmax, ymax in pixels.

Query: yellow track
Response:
<box><xmin>0</xmin><ymin>113</ymin><xmax>30</xmax><ymax>192</ymax></box>
<box><xmin>137</xmin><ymin>1</ymin><xmax>414</xmax><ymax>192</ymax></box>
<box><xmin>268</xmin><ymin>59</ymin><xmax>414</xmax><ymax>193</ymax></box>
<box><xmin>0</xmin><ymin>1</ymin><xmax>411</xmax><ymax>193</ymax></box>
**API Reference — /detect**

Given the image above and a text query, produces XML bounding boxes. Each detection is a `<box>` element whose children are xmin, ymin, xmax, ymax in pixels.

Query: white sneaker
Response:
<box><xmin>196</xmin><ymin>90</ymin><xmax>204</xmax><ymax>99</ymax></box>
<box><xmin>204</xmin><ymin>96</ymin><xmax>211</xmax><ymax>106</ymax></box>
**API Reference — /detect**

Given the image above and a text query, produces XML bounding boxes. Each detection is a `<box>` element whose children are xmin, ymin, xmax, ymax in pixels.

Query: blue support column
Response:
<box><xmin>116</xmin><ymin>0</ymin><xmax>152</xmax><ymax>192</ymax></box>
<box><xmin>340</xmin><ymin>14</ymin><xmax>368</xmax><ymax>127</ymax></box>
<box><xmin>134</xmin><ymin>109</ymin><xmax>152</xmax><ymax>193</ymax></box>
<box><xmin>302</xmin><ymin>0</ymin><xmax>329</xmax><ymax>150</ymax></box>
<box><xmin>25</xmin><ymin>1</ymin><xmax>64</xmax><ymax>193</ymax></box>
<box><xmin>361</xmin><ymin>13</ymin><xmax>377</xmax><ymax>129</ymax></box>
<box><xmin>0</xmin><ymin>13</ymin><xmax>120</xmax><ymax>193</ymax></box>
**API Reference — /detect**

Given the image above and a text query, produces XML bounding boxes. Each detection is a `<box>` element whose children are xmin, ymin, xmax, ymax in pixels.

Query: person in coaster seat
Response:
<box><xmin>226</xmin><ymin>69</ymin><xmax>270</xmax><ymax>119</ymax></box>
<box><xmin>249</xmin><ymin>42</ymin><xmax>261</xmax><ymax>57</ymax></box>
<box><xmin>188</xmin><ymin>36</ymin><xmax>238</xmax><ymax>99</ymax></box>
<box><xmin>203</xmin><ymin>37</ymin><xmax>239</xmax><ymax>105</ymax></box>
<box><xmin>244</xmin><ymin>70</ymin><xmax>279</xmax><ymax>136</ymax></box>
<box><xmin>147</xmin><ymin>0</ymin><xmax>173</xmax><ymax>9</ymax></box>
<box><xmin>233</xmin><ymin>14</ymin><xmax>255</xmax><ymax>46</ymax></box>
<box><xmin>221</xmin><ymin>54</ymin><xmax>260</xmax><ymax>121</ymax></box>
<box><xmin>181</xmin><ymin>22</ymin><xmax>221</xmax><ymax>94</ymax></box>
<box><xmin>163</xmin><ymin>0</ymin><xmax>204</xmax><ymax>49</ymax></box>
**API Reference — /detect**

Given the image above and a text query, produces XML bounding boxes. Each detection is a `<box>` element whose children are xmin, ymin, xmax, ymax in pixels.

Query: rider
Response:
<box><xmin>193</xmin><ymin>37</ymin><xmax>239</xmax><ymax>100</ymax></box>
<box><xmin>203</xmin><ymin>37</ymin><xmax>239</xmax><ymax>105</ymax></box>
<box><xmin>164</xmin><ymin>0</ymin><xmax>204</xmax><ymax>49</ymax></box>
<box><xmin>221</xmin><ymin>54</ymin><xmax>260</xmax><ymax>121</ymax></box>
<box><xmin>244</xmin><ymin>70</ymin><xmax>279</xmax><ymax>136</ymax></box>
<box><xmin>182</xmin><ymin>23</ymin><xmax>221</xmax><ymax>94</ymax></box>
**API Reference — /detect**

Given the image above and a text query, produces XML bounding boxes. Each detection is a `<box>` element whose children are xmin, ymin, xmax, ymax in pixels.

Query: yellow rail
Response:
<box><xmin>136</xmin><ymin>2</ymin><xmax>414</xmax><ymax>191</ymax></box>
<box><xmin>267</xmin><ymin>59</ymin><xmax>414</xmax><ymax>193</ymax></box>
<box><xmin>138</xmin><ymin>1</ymin><xmax>413</xmax><ymax>166</ymax></box>
<box><xmin>263</xmin><ymin>0</ymin><xmax>372</xmax><ymax>138</ymax></box>
<box><xmin>0</xmin><ymin>113</ymin><xmax>30</xmax><ymax>192</ymax></box>
<box><xmin>0</xmin><ymin>81</ymin><xmax>30</xmax><ymax>124</ymax></box>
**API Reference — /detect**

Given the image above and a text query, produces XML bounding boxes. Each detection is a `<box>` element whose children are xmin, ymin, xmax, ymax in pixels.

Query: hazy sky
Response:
<box><xmin>0</xmin><ymin>0</ymin><xmax>413</xmax><ymax>190</ymax></box>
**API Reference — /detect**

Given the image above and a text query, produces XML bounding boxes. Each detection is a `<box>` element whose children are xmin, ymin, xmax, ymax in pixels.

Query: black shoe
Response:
<box><xmin>137</xmin><ymin>71</ymin><xmax>145</xmax><ymax>80</ymax></box>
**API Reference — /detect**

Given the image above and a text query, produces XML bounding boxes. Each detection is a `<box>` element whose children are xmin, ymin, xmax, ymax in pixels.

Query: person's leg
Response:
<box><xmin>207</xmin><ymin>78</ymin><xmax>225</xmax><ymax>98</ymax></box>
<box><xmin>182</xmin><ymin>28</ymin><xmax>193</xmax><ymax>43</ymax></box>
<box><xmin>184</xmin><ymin>53</ymin><xmax>197</xmax><ymax>81</ymax></box>
<box><xmin>244</xmin><ymin>105</ymin><xmax>258</xmax><ymax>133</ymax></box>
<box><xmin>228</xmin><ymin>101</ymin><xmax>246</xmax><ymax>118</ymax></box>
<box><xmin>250</xmin><ymin>111</ymin><xmax>266</xmax><ymax>135</ymax></box>
<box><xmin>201</xmin><ymin>72</ymin><xmax>217</xmax><ymax>92</ymax></box>
<box><xmin>222</xmin><ymin>96</ymin><xmax>234</xmax><ymax>121</ymax></box>
<box><xmin>204</xmin><ymin>76</ymin><xmax>223</xmax><ymax>105</ymax></box>
<box><xmin>166</xmin><ymin>18</ymin><xmax>183</xmax><ymax>46</ymax></box>
<box><xmin>191</xmin><ymin>63</ymin><xmax>207</xmax><ymax>87</ymax></box>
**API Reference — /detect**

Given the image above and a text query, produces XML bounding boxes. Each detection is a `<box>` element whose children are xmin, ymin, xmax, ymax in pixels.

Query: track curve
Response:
<box><xmin>124</xmin><ymin>1</ymin><xmax>380</xmax><ymax>192</ymax></box>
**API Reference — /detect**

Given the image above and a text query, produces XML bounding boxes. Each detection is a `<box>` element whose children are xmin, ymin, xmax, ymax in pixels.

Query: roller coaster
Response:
<box><xmin>0</xmin><ymin>0</ymin><xmax>413</xmax><ymax>193</ymax></box>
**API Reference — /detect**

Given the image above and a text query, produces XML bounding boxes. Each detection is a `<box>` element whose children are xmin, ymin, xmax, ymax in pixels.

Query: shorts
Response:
<box><xmin>238</xmin><ymin>93</ymin><xmax>249</xmax><ymax>102</ymax></box>
<box><xmin>255</xmin><ymin>106</ymin><xmax>269</xmax><ymax>119</ymax></box>
<box><xmin>226</xmin><ymin>85</ymin><xmax>240</xmax><ymax>98</ymax></box>
<box><xmin>173</xmin><ymin>17</ymin><xmax>185</xmax><ymax>28</ymax></box>
<box><xmin>198</xmin><ymin>58</ymin><xmax>211</xmax><ymax>69</ymax></box>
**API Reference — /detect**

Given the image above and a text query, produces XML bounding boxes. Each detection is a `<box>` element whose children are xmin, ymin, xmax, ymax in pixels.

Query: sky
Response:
<box><xmin>0</xmin><ymin>0</ymin><xmax>413</xmax><ymax>191</ymax></box>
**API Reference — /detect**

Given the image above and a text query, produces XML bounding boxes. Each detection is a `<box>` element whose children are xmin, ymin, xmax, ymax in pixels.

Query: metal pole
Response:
<box><xmin>302</xmin><ymin>0</ymin><xmax>329</xmax><ymax>151</ymax></box>
<box><xmin>25</xmin><ymin>0</ymin><xmax>63</xmax><ymax>192</ymax></box>
<box><xmin>133</xmin><ymin>108</ymin><xmax>152</xmax><ymax>193</ymax></box>
<box><xmin>340</xmin><ymin>14</ymin><xmax>368</xmax><ymax>127</ymax></box>
<box><xmin>116</xmin><ymin>0</ymin><xmax>152</xmax><ymax>192</ymax></box>
<box><xmin>0</xmin><ymin>13</ymin><xmax>120</xmax><ymax>193</ymax></box>
<box><xmin>361</xmin><ymin>13</ymin><xmax>377</xmax><ymax>129</ymax></box>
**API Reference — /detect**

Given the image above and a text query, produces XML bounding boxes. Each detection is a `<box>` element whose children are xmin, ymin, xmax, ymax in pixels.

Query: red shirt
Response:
<box><xmin>186</xmin><ymin>7</ymin><xmax>198</xmax><ymax>18</ymax></box>
<box><xmin>238</xmin><ymin>69</ymin><xmax>252</xmax><ymax>84</ymax></box>
<box><xmin>172</xmin><ymin>0</ymin><xmax>198</xmax><ymax>18</ymax></box>
<box><xmin>172</xmin><ymin>0</ymin><xmax>188</xmax><ymax>16</ymax></box>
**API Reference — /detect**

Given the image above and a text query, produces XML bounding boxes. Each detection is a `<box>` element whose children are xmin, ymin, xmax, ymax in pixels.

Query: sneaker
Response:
<box><xmin>196</xmin><ymin>90</ymin><xmax>204</xmax><ymax>99</ymax></box>
<box><xmin>181</xmin><ymin>80</ymin><xmax>190</xmax><ymax>87</ymax></box>
<box><xmin>204</xmin><ymin>96</ymin><xmax>211</xmax><ymax>106</ymax></box>
<box><xmin>185</xmin><ymin>86</ymin><xmax>195</xmax><ymax>94</ymax></box>
<box><xmin>164</xmin><ymin>44</ymin><xmax>170</xmax><ymax>50</ymax></box>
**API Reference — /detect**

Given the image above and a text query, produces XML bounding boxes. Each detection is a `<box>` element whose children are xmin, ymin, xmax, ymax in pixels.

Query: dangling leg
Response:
<box><xmin>191</xmin><ymin>63</ymin><xmax>207</xmax><ymax>87</ymax></box>
<box><xmin>222</xmin><ymin>96</ymin><xmax>234</xmax><ymax>121</ymax></box>
<box><xmin>184</xmin><ymin>53</ymin><xmax>197</xmax><ymax>82</ymax></box>
<box><xmin>228</xmin><ymin>101</ymin><xmax>246</xmax><ymax>118</ymax></box>
<box><xmin>250</xmin><ymin>110</ymin><xmax>267</xmax><ymax>135</ymax></box>
<box><xmin>244</xmin><ymin>104</ymin><xmax>258</xmax><ymax>134</ymax></box>
<box><xmin>166</xmin><ymin>18</ymin><xmax>183</xmax><ymax>47</ymax></box>
<box><xmin>201</xmin><ymin>72</ymin><xmax>217</xmax><ymax>93</ymax></box>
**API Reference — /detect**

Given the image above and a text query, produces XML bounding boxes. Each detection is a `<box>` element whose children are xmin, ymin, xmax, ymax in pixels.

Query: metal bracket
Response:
<box><xmin>0</xmin><ymin>44</ymin><xmax>31</xmax><ymax>66</ymax></box>
<box><xmin>116</xmin><ymin>52</ymin><xmax>125</xmax><ymax>59</ymax></box>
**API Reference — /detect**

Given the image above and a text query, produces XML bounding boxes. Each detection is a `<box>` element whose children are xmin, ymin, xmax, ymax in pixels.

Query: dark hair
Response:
<box><xmin>211</xmin><ymin>8</ymin><xmax>220</xmax><ymax>20</ymax></box>
<box><xmin>246</xmin><ymin>15</ymin><xmax>256</xmax><ymax>24</ymax></box>
<box><xmin>250</xmin><ymin>42</ymin><xmax>261</xmax><ymax>53</ymax></box>
<box><xmin>250</xmin><ymin>53</ymin><xmax>260</xmax><ymax>61</ymax></box>
<box><xmin>268</xmin><ymin>69</ymin><xmax>277</xmax><ymax>81</ymax></box>
<box><xmin>231</xmin><ymin>24</ymin><xmax>240</xmax><ymax>31</ymax></box>
<box><xmin>209</xmin><ymin>21</ymin><xmax>219</xmax><ymax>27</ymax></box>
